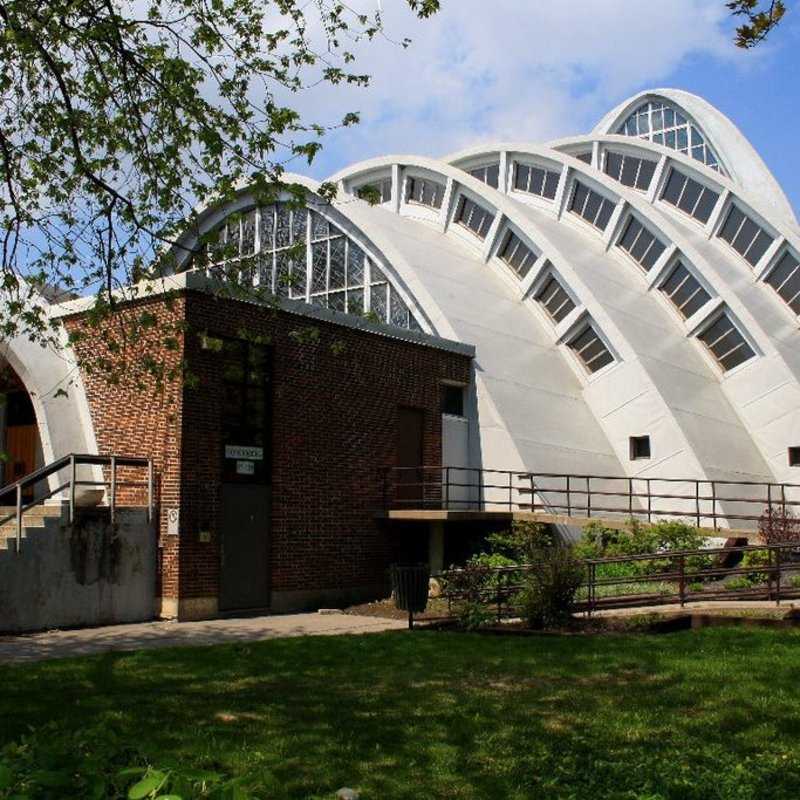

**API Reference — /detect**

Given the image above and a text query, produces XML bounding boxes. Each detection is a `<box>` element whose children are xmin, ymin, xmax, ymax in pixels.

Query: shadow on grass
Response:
<box><xmin>2</xmin><ymin>628</ymin><xmax>800</xmax><ymax>798</ymax></box>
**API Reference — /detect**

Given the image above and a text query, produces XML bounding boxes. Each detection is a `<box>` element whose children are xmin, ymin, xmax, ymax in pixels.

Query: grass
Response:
<box><xmin>2</xmin><ymin>628</ymin><xmax>800</xmax><ymax>798</ymax></box>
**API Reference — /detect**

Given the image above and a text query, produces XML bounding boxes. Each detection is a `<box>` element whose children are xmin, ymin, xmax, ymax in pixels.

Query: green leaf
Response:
<box><xmin>0</xmin><ymin>764</ymin><xmax>12</xmax><ymax>789</ymax></box>
<box><xmin>128</xmin><ymin>770</ymin><xmax>168</xmax><ymax>799</ymax></box>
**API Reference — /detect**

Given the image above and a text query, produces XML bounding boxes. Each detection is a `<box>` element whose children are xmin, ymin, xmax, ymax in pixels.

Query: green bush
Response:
<box><xmin>575</xmin><ymin>518</ymin><xmax>712</xmax><ymax>579</ymax></box>
<box><xmin>519</xmin><ymin>546</ymin><xmax>585</xmax><ymax>629</ymax></box>
<box><xmin>725</xmin><ymin>576</ymin><xmax>754</xmax><ymax>591</ymax></box>
<box><xmin>740</xmin><ymin>549</ymin><xmax>772</xmax><ymax>585</ymax></box>
<box><xmin>482</xmin><ymin>521</ymin><xmax>556</xmax><ymax>563</ymax></box>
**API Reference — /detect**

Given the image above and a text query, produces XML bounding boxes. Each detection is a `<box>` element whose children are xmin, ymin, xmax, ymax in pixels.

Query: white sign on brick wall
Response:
<box><xmin>167</xmin><ymin>508</ymin><xmax>180</xmax><ymax>536</ymax></box>
<box><xmin>225</xmin><ymin>445</ymin><xmax>264</xmax><ymax>461</ymax></box>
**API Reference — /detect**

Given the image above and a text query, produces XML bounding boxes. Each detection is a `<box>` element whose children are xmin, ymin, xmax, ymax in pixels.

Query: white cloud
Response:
<box><xmin>275</xmin><ymin>0</ymin><xmax>741</xmax><ymax>177</ymax></box>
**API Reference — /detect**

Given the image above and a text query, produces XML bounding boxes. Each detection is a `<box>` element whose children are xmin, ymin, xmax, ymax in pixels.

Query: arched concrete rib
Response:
<box><xmin>1</xmin><ymin>288</ymin><xmax>101</xmax><ymax>495</ymax></box>
<box><xmin>444</xmin><ymin>141</ymin><xmax>795</xmax><ymax>362</ymax></box>
<box><xmin>440</xmin><ymin>142</ymin><xmax>800</xmax><ymax>485</ymax></box>
<box><xmin>591</xmin><ymin>88</ymin><xmax>796</xmax><ymax>226</ymax></box>
<box><xmin>326</xmin><ymin>155</ymin><xmax>780</xmax><ymax>504</ymax></box>
<box><xmin>319</xmin><ymin>167</ymin><xmax>627</xmax><ymax>483</ymax></box>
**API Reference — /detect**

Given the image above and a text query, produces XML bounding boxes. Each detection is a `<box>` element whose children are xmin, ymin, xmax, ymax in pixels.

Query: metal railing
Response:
<box><xmin>411</xmin><ymin>541</ymin><xmax>800</xmax><ymax>627</ymax></box>
<box><xmin>0</xmin><ymin>453</ymin><xmax>154</xmax><ymax>553</ymax></box>
<box><xmin>383</xmin><ymin>465</ymin><xmax>800</xmax><ymax>531</ymax></box>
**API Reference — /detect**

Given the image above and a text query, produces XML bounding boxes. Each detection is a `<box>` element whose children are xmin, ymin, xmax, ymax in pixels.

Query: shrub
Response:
<box><xmin>759</xmin><ymin>506</ymin><xmax>800</xmax><ymax>545</ymax></box>
<box><xmin>575</xmin><ymin>518</ymin><xmax>712</xmax><ymax>579</ymax></box>
<box><xmin>741</xmin><ymin>549</ymin><xmax>772</xmax><ymax>585</ymax></box>
<box><xmin>439</xmin><ymin>563</ymin><xmax>496</xmax><ymax>629</ymax></box>
<box><xmin>519</xmin><ymin>546</ymin><xmax>585</xmax><ymax>629</ymax></box>
<box><xmin>483</xmin><ymin>521</ymin><xmax>556</xmax><ymax>563</ymax></box>
<box><xmin>725</xmin><ymin>576</ymin><xmax>753</xmax><ymax>591</ymax></box>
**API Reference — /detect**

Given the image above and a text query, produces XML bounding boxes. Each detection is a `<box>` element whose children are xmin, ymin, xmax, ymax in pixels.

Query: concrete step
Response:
<box><xmin>0</xmin><ymin>504</ymin><xmax>64</xmax><ymax>517</ymax></box>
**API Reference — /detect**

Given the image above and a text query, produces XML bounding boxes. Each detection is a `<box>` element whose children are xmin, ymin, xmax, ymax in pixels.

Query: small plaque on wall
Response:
<box><xmin>236</xmin><ymin>460</ymin><xmax>255</xmax><ymax>476</ymax></box>
<box><xmin>167</xmin><ymin>508</ymin><xmax>180</xmax><ymax>536</ymax></box>
<box><xmin>225</xmin><ymin>445</ymin><xmax>264</xmax><ymax>461</ymax></box>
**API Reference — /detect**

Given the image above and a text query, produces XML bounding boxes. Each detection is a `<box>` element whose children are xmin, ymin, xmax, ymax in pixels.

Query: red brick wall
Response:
<box><xmin>64</xmin><ymin>296</ymin><xmax>187</xmax><ymax>601</ymax></box>
<box><xmin>66</xmin><ymin>290</ymin><xmax>471</xmax><ymax>608</ymax></box>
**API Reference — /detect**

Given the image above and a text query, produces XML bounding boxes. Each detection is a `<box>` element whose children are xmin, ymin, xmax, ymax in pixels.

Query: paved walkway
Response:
<box><xmin>0</xmin><ymin>613</ymin><xmax>407</xmax><ymax>664</ymax></box>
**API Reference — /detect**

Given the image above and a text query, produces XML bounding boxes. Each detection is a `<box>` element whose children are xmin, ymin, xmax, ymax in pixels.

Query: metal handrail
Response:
<box><xmin>420</xmin><ymin>541</ymin><xmax>800</xmax><ymax>626</ymax></box>
<box><xmin>0</xmin><ymin>453</ymin><xmax>154</xmax><ymax>553</ymax></box>
<box><xmin>382</xmin><ymin>465</ymin><xmax>800</xmax><ymax>530</ymax></box>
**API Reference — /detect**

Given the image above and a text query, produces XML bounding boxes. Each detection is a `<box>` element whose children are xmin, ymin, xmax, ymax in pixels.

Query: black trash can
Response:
<box><xmin>391</xmin><ymin>563</ymin><xmax>430</xmax><ymax>628</ymax></box>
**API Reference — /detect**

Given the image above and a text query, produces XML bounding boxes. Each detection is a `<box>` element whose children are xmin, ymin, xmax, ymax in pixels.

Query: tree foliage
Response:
<box><xmin>0</xmin><ymin>0</ymin><xmax>439</xmax><ymax>357</ymax></box>
<box><xmin>727</xmin><ymin>0</ymin><xmax>786</xmax><ymax>48</ymax></box>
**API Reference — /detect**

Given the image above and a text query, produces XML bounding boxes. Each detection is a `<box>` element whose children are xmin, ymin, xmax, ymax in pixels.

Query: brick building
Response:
<box><xmin>55</xmin><ymin>276</ymin><xmax>472</xmax><ymax>619</ymax></box>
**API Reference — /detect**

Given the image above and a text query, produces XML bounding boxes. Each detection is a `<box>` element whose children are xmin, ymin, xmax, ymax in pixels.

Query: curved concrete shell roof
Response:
<box><xmin>593</xmin><ymin>88</ymin><xmax>796</xmax><ymax>226</ymax></box>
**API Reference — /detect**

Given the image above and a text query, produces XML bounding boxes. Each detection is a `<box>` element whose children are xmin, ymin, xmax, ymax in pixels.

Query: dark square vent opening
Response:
<box><xmin>629</xmin><ymin>435</ymin><xmax>651</xmax><ymax>461</ymax></box>
<box><xmin>789</xmin><ymin>447</ymin><xmax>800</xmax><ymax>467</ymax></box>
<box><xmin>441</xmin><ymin>385</ymin><xmax>465</xmax><ymax>417</ymax></box>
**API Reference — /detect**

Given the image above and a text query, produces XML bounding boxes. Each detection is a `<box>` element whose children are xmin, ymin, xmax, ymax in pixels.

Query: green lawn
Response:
<box><xmin>2</xmin><ymin>628</ymin><xmax>800</xmax><ymax>799</ymax></box>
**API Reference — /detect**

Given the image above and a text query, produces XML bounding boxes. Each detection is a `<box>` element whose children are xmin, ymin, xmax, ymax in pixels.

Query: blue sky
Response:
<box><xmin>294</xmin><ymin>1</ymin><xmax>800</xmax><ymax>216</ymax></box>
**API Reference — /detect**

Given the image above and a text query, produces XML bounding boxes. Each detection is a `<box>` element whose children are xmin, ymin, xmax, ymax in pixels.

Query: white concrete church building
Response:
<box><xmin>5</xmin><ymin>87</ymin><xmax>800</xmax><ymax>627</ymax></box>
<box><xmin>293</xmin><ymin>87</ymin><xmax>800</xmax><ymax>499</ymax></box>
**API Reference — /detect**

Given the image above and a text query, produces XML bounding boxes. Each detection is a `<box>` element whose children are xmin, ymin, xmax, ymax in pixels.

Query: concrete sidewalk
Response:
<box><xmin>0</xmin><ymin>613</ymin><xmax>408</xmax><ymax>664</ymax></box>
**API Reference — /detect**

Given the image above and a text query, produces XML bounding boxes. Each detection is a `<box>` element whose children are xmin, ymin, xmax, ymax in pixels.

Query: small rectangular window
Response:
<box><xmin>617</xmin><ymin>217</ymin><xmax>666</xmax><ymax>271</ymax></box>
<box><xmin>765</xmin><ymin>251</ymin><xmax>800</xmax><ymax>314</ymax></box>
<box><xmin>455</xmin><ymin>196</ymin><xmax>495</xmax><ymax>240</ymax></box>
<box><xmin>406</xmin><ymin>177</ymin><xmax>444</xmax><ymax>209</ymax></box>
<box><xmin>568</xmin><ymin>323</ymin><xmax>615</xmax><ymax>374</ymax></box>
<box><xmin>659</xmin><ymin>262</ymin><xmax>711</xmax><ymax>319</ymax></box>
<box><xmin>789</xmin><ymin>447</ymin><xmax>800</xmax><ymax>467</ymax></box>
<box><xmin>718</xmin><ymin>205</ymin><xmax>775</xmax><ymax>267</ymax></box>
<box><xmin>512</xmin><ymin>162</ymin><xmax>560</xmax><ymax>200</ymax></box>
<box><xmin>356</xmin><ymin>178</ymin><xmax>392</xmax><ymax>204</ymax></box>
<box><xmin>569</xmin><ymin>182</ymin><xmax>615</xmax><ymax>231</ymax></box>
<box><xmin>441</xmin><ymin>385</ymin><xmax>465</xmax><ymax>417</ymax></box>
<box><xmin>535</xmin><ymin>273</ymin><xmax>576</xmax><ymax>323</ymax></box>
<box><xmin>469</xmin><ymin>163</ymin><xmax>500</xmax><ymax>189</ymax></box>
<box><xmin>698</xmin><ymin>312</ymin><xmax>756</xmax><ymax>372</ymax></box>
<box><xmin>629</xmin><ymin>436</ymin><xmax>651</xmax><ymax>460</ymax></box>
<box><xmin>498</xmin><ymin>231</ymin><xmax>536</xmax><ymax>278</ymax></box>
<box><xmin>604</xmin><ymin>152</ymin><xmax>657</xmax><ymax>191</ymax></box>
<box><xmin>575</xmin><ymin>152</ymin><xmax>592</xmax><ymax>165</ymax></box>
<box><xmin>660</xmin><ymin>168</ymin><xmax>719</xmax><ymax>224</ymax></box>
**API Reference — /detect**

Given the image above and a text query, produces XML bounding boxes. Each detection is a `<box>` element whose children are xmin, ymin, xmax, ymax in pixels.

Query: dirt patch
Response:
<box><xmin>343</xmin><ymin>597</ymin><xmax>451</xmax><ymax>621</ymax></box>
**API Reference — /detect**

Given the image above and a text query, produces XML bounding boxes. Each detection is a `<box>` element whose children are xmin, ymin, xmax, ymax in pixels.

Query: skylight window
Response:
<box><xmin>765</xmin><ymin>251</ymin><xmax>800</xmax><ymax>314</ymax></box>
<box><xmin>454</xmin><ymin>196</ymin><xmax>495</xmax><ymax>240</ymax></box>
<box><xmin>659</xmin><ymin>262</ymin><xmax>711</xmax><ymax>320</ymax></box>
<box><xmin>498</xmin><ymin>231</ymin><xmax>536</xmax><ymax>278</ymax></box>
<box><xmin>512</xmin><ymin>163</ymin><xmax>560</xmax><ymax>200</ymax></box>
<box><xmin>660</xmin><ymin>169</ymin><xmax>719</xmax><ymax>224</ymax></box>
<box><xmin>717</xmin><ymin>205</ymin><xmax>775</xmax><ymax>268</ymax></box>
<box><xmin>569</xmin><ymin>182</ymin><xmax>615</xmax><ymax>231</ymax></box>
<box><xmin>356</xmin><ymin>178</ymin><xmax>392</xmax><ymax>204</ymax></box>
<box><xmin>698</xmin><ymin>312</ymin><xmax>755</xmax><ymax>372</ymax></box>
<box><xmin>468</xmin><ymin>163</ymin><xmax>500</xmax><ymax>189</ymax></box>
<box><xmin>604</xmin><ymin>152</ymin><xmax>657</xmax><ymax>191</ymax></box>
<box><xmin>568</xmin><ymin>324</ymin><xmax>615</xmax><ymax>374</ymax></box>
<box><xmin>535</xmin><ymin>274</ymin><xmax>576</xmax><ymax>323</ymax></box>
<box><xmin>406</xmin><ymin>177</ymin><xmax>444</xmax><ymax>209</ymax></box>
<box><xmin>617</xmin><ymin>216</ymin><xmax>666</xmax><ymax>271</ymax></box>
<box><xmin>617</xmin><ymin>99</ymin><xmax>723</xmax><ymax>173</ymax></box>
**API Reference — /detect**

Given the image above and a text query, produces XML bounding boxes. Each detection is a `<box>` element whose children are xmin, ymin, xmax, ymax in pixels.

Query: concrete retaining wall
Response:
<box><xmin>0</xmin><ymin>507</ymin><xmax>156</xmax><ymax>633</ymax></box>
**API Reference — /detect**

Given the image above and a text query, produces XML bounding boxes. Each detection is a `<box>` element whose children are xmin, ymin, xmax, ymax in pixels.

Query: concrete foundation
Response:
<box><xmin>0</xmin><ymin>506</ymin><xmax>156</xmax><ymax>634</ymax></box>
